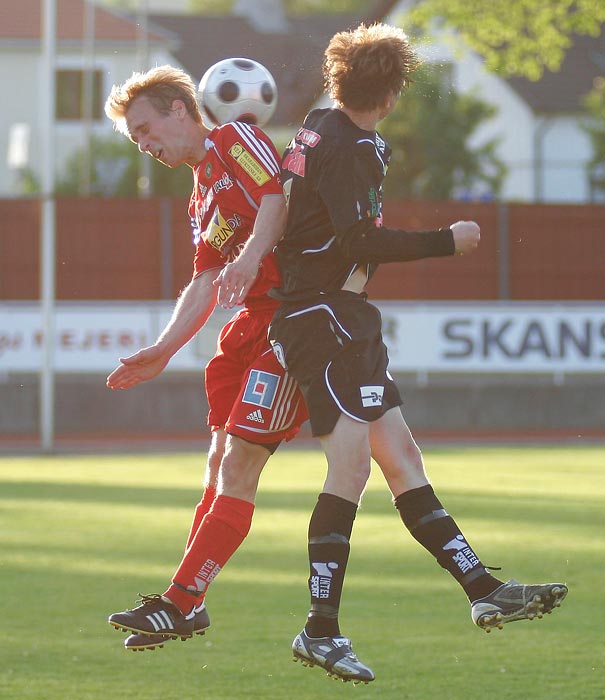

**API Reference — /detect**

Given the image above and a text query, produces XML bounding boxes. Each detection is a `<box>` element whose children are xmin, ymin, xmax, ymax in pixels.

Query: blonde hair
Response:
<box><xmin>105</xmin><ymin>65</ymin><xmax>202</xmax><ymax>135</ymax></box>
<box><xmin>323</xmin><ymin>23</ymin><xmax>419</xmax><ymax>112</ymax></box>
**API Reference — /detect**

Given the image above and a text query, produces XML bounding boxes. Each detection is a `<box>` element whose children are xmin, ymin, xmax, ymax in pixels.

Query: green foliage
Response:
<box><xmin>188</xmin><ymin>0</ymin><xmax>233</xmax><ymax>11</ymax></box>
<box><xmin>583</xmin><ymin>77</ymin><xmax>605</xmax><ymax>198</ymax></box>
<box><xmin>408</xmin><ymin>0</ymin><xmax>605</xmax><ymax>80</ymax></box>
<box><xmin>379</xmin><ymin>66</ymin><xmax>506</xmax><ymax>200</ymax></box>
<box><xmin>107</xmin><ymin>0</ymin><xmax>603</xmax><ymax>80</ymax></box>
<box><xmin>15</xmin><ymin>167</ymin><xmax>41</xmax><ymax>195</ymax></box>
<box><xmin>55</xmin><ymin>134</ymin><xmax>193</xmax><ymax>198</ymax></box>
<box><xmin>0</xmin><ymin>445</ymin><xmax>602</xmax><ymax>700</ymax></box>
<box><xmin>187</xmin><ymin>0</ymin><xmax>370</xmax><ymax>13</ymax></box>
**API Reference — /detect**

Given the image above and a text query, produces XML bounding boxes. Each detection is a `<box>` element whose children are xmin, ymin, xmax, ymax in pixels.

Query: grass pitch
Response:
<box><xmin>1</xmin><ymin>445</ymin><xmax>604</xmax><ymax>700</ymax></box>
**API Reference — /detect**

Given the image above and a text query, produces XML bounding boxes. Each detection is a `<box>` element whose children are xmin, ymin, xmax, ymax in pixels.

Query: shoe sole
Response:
<box><xmin>125</xmin><ymin>627</ymin><xmax>209</xmax><ymax>652</ymax></box>
<box><xmin>476</xmin><ymin>584</ymin><xmax>568</xmax><ymax>632</ymax></box>
<box><xmin>292</xmin><ymin>651</ymin><xmax>373</xmax><ymax>685</ymax></box>
<box><xmin>109</xmin><ymin>619</ymin><xmax>195</xmax><ymax>641</ymax></box>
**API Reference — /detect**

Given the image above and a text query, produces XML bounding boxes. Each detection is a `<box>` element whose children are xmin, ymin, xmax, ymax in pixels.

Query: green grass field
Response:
<box><xmin>1</xmin><ymin>445</ymin><xmax>604</xmax><ymax>700</ymax></box>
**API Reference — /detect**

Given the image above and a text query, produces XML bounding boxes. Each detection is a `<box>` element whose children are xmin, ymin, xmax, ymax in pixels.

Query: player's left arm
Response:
<box><xmin>320</xmin><ymin>142</ymin><xmax>468</xmax><ymax>264</ymax></box>
<box><xmin>214</xmin><ymin>192</ymin><xmax>286</xmax><ymax>308</ymax></box>
<box><xmin>106</xmin><ymin>269</ymin><xmax>218</xmax><ymax>390</ymax></box>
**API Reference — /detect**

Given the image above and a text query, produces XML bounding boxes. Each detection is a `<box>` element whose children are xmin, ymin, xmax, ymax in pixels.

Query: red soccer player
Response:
<box><xmin>104</xmin><ymin>65</ymin><xmax>307</xmax><ymax>650</ymax></box>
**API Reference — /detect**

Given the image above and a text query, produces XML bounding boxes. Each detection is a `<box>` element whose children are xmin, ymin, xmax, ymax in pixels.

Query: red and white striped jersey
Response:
<box><xmin>189</xmin><ymin>121</ymin><xmax>283</xmax><ymax>306</ymax></box>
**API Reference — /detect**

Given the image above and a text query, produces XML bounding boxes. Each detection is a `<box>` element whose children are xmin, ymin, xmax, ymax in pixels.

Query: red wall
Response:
<box><xmin>1</xmin><ymin>197</ymin><xmax>604</xmax><ymax>301</ymax></box>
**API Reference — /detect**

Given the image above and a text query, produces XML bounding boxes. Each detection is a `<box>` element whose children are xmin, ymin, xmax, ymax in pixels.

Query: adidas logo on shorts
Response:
<box><xmin>246</xmin><ymin>409</ymin><xmax>264</xmax><ymax>423</ymax></box>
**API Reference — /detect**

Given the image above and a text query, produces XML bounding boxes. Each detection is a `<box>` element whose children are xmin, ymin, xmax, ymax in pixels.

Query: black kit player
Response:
<box><xmin>268</xmin><ymin>22</ymin><xmax>568</xmax><ymax>683</ymax></box>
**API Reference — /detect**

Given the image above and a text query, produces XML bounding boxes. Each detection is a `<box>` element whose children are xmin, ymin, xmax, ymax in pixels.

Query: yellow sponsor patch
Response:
<box><xmin>229</xmin><ymin>142</ymin><xmax>270</xmax><ymax>185</ymax></box>
<box><xmin>204</xmin><ymin>208</ymin><xmax>236</xmax><ymax>252</ymax></box>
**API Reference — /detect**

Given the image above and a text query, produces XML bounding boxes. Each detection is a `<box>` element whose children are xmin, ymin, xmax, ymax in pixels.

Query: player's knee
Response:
<box><xmin>402</xmin><ymin>439</ymin><xmax>424</xmax><ymax>473</ymax></box>
<box><xmin>218</xmin><ymin>435</ymin><xmax>270</xmax><ymax>498</ymax></box>
<box><xmin>325</xmin><ymin>460</ymin><xmax>371</xmax><ymax>502</ymax></box>
<box><xmin>354</xmin><ymin>462</ymin><xmax>372</xmax><ymax>490</ymax></box>
<box><xmin>207</xmin><ymin>430</ymin><xmax>227</xmax><ymax>477</ymax></box>
<box><xmin>207</xmin><ymin>445</ymin><xmax>222</xmax><ymax>473</ymax></box>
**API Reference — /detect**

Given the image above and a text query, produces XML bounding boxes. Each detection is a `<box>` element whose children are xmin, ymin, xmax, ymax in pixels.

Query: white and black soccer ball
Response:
<box><xmin>198</xmin><ymin>58</ymin><xmax>278</xmax><ymax>127</ymax></box>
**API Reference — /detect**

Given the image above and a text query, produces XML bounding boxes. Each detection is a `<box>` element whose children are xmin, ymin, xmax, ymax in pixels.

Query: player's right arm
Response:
<box><xmin>106</xmin><ymin>269</ymin><xmax>218</xmax><ymax>390</ymax></box>
<box><xmin>208</xmin><ymin>122</ymin><xmax>286</xmax><ymax>308</ymax></box>
<box><xmin>214</xmin><ymin>192</ymin><xmax>286</xmax><ymax>308</ymax></box>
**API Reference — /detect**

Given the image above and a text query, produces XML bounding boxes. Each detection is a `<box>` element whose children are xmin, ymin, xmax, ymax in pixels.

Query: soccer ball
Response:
<box><xmin>198</xmin><ymin>58</ymin><xmax>278</xmax><ymax>127</ymax></box>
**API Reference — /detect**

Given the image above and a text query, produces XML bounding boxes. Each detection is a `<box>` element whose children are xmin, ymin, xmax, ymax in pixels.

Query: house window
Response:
<box><xmin>56</xmin><ymin>69</ymin><xmax>104</xmax><ymax>121</ymax></box>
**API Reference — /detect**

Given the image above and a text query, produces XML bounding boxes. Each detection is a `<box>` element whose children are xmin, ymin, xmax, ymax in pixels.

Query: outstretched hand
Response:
<box><xmin>106</xmin><ymin>345</ymin><xmax>169</xmax><ymax>390</ymax></box>
<box><xmin>214</xmin><ymin>255</ymin><xmax>260</xmax><ymax>309</ymax></box>
<box><xmin>450</xmin><ymin>220</ymin><xmax>480</xmax><ymax>255</ymax></box>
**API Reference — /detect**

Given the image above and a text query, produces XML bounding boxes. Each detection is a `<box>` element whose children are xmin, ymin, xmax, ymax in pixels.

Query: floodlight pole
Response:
<box><xmin>81</xmin><ymin>0</ymin><xmax>96</xmax><ymax>196</ymax></box>
<box><xmin>136</xmin><ymin>0</ymin><xmax>151</xmax><ymax>198</ymax></box>
<box><xmin>40</xmin><ymin>0</ymin><xmax>57</xmax><ymax>453</ymax></box>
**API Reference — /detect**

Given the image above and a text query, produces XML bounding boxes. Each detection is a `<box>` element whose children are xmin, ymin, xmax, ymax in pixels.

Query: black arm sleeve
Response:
<box><xmin>338</xmin><ymin>218</ymin><xmax>455</xmax><ymax>264</ymax></box>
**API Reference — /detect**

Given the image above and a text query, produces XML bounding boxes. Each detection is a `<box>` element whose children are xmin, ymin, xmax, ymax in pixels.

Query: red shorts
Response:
<box><xmin>205</xmin><ymin>306</ymin><xmax>308</xmax><ymax>445</ymax></box>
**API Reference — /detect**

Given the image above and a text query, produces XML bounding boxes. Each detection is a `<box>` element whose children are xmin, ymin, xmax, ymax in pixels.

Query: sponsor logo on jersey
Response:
<box><xmin>228</xmin><ymin>142</ymin><xmax>270</xmax><ymax>185</ymax></box>
<box><xmin>203</xmin><ymin>208</ymin><xmax>241</xmax><ymax>253</ymax></box>
<box><xmin>213</xmin><ymin>171</ymin><xmax>233</xmax><ymax>193</ymax></box>
<box><xmin>368</xmin><ymin>187</ymin><xmax>380</xmax><ymax>218</ymax></box>
<box><xmin>283</xmin><ymin>128</ymin><xmax>321</xmax><ymax>179</ymax></box>
<box><xmin>297</xmin><ymin>127</ymin><xmax>321</xmax><ymax>147</ymax></box>
<box><xmin>360</xmin><ymin>385</ymin><xmax>384</xmax><ymax>407</ymax></box>
<box><xmin>242</xmin><ymin>369</ymin><xmax>280</xmax><ymax>409</ymax></box>
<box><xmin>283</xmin><ymin>143</ymin><xmax>306</xmax><ymax>177</ymax></box>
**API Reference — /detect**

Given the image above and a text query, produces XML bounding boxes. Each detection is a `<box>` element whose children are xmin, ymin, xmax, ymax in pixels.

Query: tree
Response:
<box><xmin>187</xmin><ymin>0</ymin><xmax>373</xmax><ymax>14</ymax></box>
<box><xmin>55</xmin><ymin>135</ymin><xmax>192</xmax><ymax>197</ymax></box>
<box><xmin>379</xmin><ymin>66</ymin><xmax>506</xmax><ymax>199</ymax></box>
<box><xmin>407</xmin><ymin>0</ymin><xmax>605</xmax><ymax>80</ymax></box>
<box><xmin>185</xmin><ymin>0</ymin><xmax>604</xmax><ymax>81</ymax></box>
<box><xmin>583</xmin><ymin>78</ymin><xmax>605</xmax><ymax>201</ymax></box>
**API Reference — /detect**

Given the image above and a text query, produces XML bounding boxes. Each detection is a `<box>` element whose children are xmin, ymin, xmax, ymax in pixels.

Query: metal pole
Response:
<box><xmin>497</xmin><ymin>202</ymin><xmax>510</xmax><ymax>300</ymax></box>
<box><xmin>160</xmin><ymin>198</ymin><xmax>173</xmax><ymax>299</ymax></box>
<box><xmin>136</xmin><ymin>0</ymin><xmax>151</xmax><ymax>198</ymax></box>
<box><xmin>81</xmin><ymin>0</ymin><xmax>96</xmax><ymax>196</ymax></box>
<box><xmin>40</xmin><ymin>0</ymin><xmax>57</xmax><ymax>452</ymax></box>
<box><xmin>533</xmin><ymin>117</ymin><xmax>553</xmax><ymax>203</ymax></box>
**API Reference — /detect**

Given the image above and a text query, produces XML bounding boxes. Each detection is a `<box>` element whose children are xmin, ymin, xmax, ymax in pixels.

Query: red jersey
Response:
<box><xmin>189</xmin><ymin>121</ymin><xmax>283</xmax><ymax>307</ymax></box>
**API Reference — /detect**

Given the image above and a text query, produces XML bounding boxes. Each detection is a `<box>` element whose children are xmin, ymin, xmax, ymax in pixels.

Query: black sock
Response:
<box><xmin>395</xmin><ymin>485</ymin><xmax>503</xmax><ymax>601</ymax></box>
<box><xmin>304</xmin><ymin>492</ymin><xmax>357</xmax><ymax>638</ymax></box>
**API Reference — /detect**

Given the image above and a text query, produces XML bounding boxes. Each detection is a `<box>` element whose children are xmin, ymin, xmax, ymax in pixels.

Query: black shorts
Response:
<box><xmin>268</xmin><ymin>291</ymin><xmax>402</xmax><ymax>436</ymax></box>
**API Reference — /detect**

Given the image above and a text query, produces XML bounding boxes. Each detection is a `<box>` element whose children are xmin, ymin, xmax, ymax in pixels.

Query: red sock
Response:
<box><xmin>164</xmin><ymin>495</ymin><xmax>254</xmax><ymax>614</ymax></box>
<box><xmin>186</xmin><ymin>485</ymin><xmax>217</xmax><ymax>549</ymax></box>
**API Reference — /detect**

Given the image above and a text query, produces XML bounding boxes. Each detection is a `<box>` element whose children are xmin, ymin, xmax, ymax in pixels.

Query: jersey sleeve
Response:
<box><xmin>315</xmin><ymin>140</ymin><xmax>382</xmax><ymax>236</ymax></box>
<box><xmin>214</xmin><ymin>123</ymin><xmax>283</xmax><ymax>205</ymax></box>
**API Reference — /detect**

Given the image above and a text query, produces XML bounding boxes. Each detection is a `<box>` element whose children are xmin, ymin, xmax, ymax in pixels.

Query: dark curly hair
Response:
<box><xmin>323</xmin><ymin>23</ymin><xmax>420</xmax><ymax>112</ymax></box>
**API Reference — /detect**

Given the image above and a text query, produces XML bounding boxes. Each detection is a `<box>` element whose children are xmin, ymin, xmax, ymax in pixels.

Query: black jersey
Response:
<box><xmin>272</xmin><ymin>108</ymin><xmax>391</xmax><ymax>300</ymax></box>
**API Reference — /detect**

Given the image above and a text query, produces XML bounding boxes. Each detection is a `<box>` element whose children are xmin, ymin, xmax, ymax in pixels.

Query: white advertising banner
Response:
<box><xmin>1</xmin><ymin>301</ymin><xmax>603</xmax><ymax>374</ymax></box>
<box><xmin>0</xmin><ymin>302</ymin><xmax>232</xmax><ymax>373</ymax></box>
<box><xmin>377</xmin><ymin>302</ymin><xmax>605</xmax><ymax>373</ymax></box>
